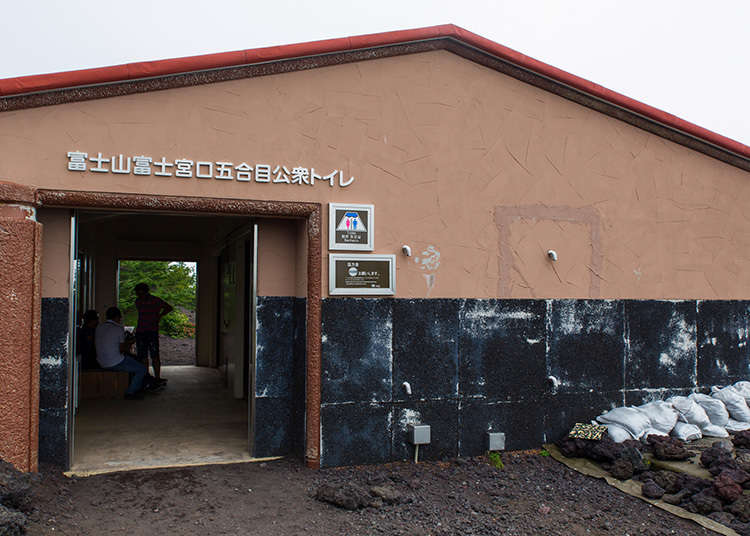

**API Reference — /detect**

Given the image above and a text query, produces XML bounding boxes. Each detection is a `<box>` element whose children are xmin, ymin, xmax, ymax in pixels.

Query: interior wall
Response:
<box><xmin>196</xmin><ymin>254</ymin><xmax>218</xmax><ymax>367</ymax></box>
<box><xmin>219</xmin><ymin>240</ymin><xmax>246</xmax><ymax>398</ymax></box>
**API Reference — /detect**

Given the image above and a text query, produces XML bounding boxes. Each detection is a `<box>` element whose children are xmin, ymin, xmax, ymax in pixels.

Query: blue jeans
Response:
<box><xmin>106</xmin><ymin>356</ymin><xmax>146</xmax><ymax>395</ymax></box>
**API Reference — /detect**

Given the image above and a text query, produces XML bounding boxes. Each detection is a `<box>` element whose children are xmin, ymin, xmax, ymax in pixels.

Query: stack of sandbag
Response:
<box><xmin>669</xmin><ymin>395</ymin><xmax>728</xmax><ymax>438</ymax></box>
<box><xmin>638</xmin><ymin>401</ymin><xmax>681</xmax><ymax>438</ymax></box>
<box><xmin>596</xmin><ymin>407</ymin><xmax>651</xmax><ymax>442</ymax></box>
<box><xmin>597</xmin><ymin>401</ymin><xmax>683</xmax><ymax>443</ymax></box>
<box><xmin>711</xmin><ymin>385</ymin><xmax>750</xmax><ymax>431</ymax></box>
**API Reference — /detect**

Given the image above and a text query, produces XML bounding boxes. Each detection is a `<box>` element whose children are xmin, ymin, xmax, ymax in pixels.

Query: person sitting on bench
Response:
<box><xmin>95</xmin><ymin>306</ymin><xmax>147</xmax><ymax>400</ymax></box>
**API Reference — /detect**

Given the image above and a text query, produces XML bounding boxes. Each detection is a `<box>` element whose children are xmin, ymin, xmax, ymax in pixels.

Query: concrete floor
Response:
<box><xmin>72</xmin><ymin>366</ymin><xmax>257</xmax><ymax>475</ymax></box>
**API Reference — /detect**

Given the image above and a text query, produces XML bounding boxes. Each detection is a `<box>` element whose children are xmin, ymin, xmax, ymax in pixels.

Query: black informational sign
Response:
<box><xmin>329</xmin><ymin>203</ymin><xmax>374</xmax><ymax>251</ymax></box>
<box><xmin>329</xmin><ymin>254</ymin><xmax>395</xmax><ymax>295</ymax></box>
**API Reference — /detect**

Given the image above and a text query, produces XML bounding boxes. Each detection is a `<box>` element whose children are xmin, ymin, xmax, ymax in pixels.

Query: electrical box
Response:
<box><xmin>488</xmin><ymin>432</ymin><xmax>506</xmax><ymax>451</ymax></box>
<box><xmin>408</xmin><ymin>424</ymin><xmax>431</xmax><ymax>445</ymax></box>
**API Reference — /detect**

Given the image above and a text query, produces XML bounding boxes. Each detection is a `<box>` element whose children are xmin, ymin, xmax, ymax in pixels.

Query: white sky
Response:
<box><xmin>2</xmin><ymin>0</ymin><xmax>748</xmax><ymax>146</ymax></box>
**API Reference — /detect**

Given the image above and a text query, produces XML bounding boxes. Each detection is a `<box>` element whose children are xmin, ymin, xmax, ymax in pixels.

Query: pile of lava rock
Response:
<box><xmin>557</xmin><ymin>431</ymin><xmax>750</xmax><ymax>536</ymax></box>
<box><xmin>0</xmin><ymin>459</ymin><xmax>34</xmax><ymax>535</ymax></box>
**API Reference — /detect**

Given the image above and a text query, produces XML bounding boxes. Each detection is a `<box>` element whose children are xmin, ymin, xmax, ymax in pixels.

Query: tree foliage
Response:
<box><xmin>118</xmin><ymin>260</ymin><xmax>196</xmax><ymax>338</ymax></box>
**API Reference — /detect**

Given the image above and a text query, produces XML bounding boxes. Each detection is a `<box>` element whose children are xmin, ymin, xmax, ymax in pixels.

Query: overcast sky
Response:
<box><xmin>2</xmin><ymin>0</ymin><xmax>748</xmax><ymax>146</ymax></box>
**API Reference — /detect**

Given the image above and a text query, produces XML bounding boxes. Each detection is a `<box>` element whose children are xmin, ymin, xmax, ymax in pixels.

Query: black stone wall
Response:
<box><xmin>253</xmin><ymin>296</ymin><xmax>306</xmax><ymax>458</ymax></box>
<box><xmin>39</xmin><ymin>297</ymin><xmax>69</xmax><ymax>467</ymax></box>
<box><xmin>320</xmin><ymin>298</ymin><xmax>750</xmax><ymax>467</ymax></box>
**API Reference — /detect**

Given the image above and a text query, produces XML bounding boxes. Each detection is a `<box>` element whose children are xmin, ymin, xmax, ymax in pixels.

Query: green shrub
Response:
<box><xmin>160</xmin><ymin>311</ymin><xmax>195</xmax><ymax>339</ymax></box>
<box><xmin>488</xmin><ymin>451</ymin><xmax>504</xmax><ymax>469</ymax></box>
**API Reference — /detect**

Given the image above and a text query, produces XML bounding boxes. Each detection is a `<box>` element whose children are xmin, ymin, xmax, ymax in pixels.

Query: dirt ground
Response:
<box><xmin>24</xmin><ymin>453</ymin><xmax>716</xmax><ymax>536</ymax></box>
<box><xmin>158</xmin><ymin>335</ymin><xmax>195</xmax><ymax>366</ymax></box>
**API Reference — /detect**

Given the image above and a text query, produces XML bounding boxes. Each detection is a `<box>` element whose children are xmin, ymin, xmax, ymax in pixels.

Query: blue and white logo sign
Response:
<box><xmin>329</xmin><ymin>203</ymin><xmax>374</xmax><ymax>251</ymax></box>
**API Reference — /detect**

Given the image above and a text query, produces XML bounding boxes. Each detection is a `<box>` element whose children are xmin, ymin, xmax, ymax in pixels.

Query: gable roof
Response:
<box><xmin>1</xmin><ymin>24</ymin><xmax>748</xmax><ymax>171</ymax></box>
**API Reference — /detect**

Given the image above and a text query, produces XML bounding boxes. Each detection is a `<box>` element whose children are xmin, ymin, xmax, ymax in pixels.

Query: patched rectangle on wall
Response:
<box><xmin>458</xmin><ymin>299</ymin><xmax>546</xmax><ymax>401</ymax></box>
<box><xmin>697</xmin><ymin>301</ymin><xmax>750</xmax><ymax>386</ymax></box>
<box><xmin>321</xmin><ymin>298</ymin><xmax>392</xmax><ymax>404</ymax></box>
<box><xmin>39</xmin><ymin>297</ymin><xmax>69</xmax><ymax>467</ymax></box>
<box><xmin>625</xmin><ymin>300</ymin><xmax>697</xmax><ymax>389</ymax></box>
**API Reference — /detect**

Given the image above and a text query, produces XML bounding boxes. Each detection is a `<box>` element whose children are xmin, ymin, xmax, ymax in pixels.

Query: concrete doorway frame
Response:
<box><xmin>39</xmin><ymin>188</ymin><xmax>323</xmax><ymax>469</ymax></box>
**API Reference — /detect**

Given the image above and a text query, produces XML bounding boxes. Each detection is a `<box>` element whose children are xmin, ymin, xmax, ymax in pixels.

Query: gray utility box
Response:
<box><xmin>408</xmin><ymin>424</ymin><xmax>431</xmax><ymax>445</ymax></box>
<box><xmin>488</xmin><ymin>432</ymin><xmax>506</xmax><ymax>451</ymax></box>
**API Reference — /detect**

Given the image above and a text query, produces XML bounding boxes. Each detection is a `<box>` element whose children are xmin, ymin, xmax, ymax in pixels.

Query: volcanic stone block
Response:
<box><xmin>697</xmin><ymin>300</ymin><xmax>750</xmax><ymax>387</ymax></box>
<box><xmin>39</xmin><ymin>297</ymin><xmax>69</xmax><ymax>467</ymax></box>
<box><xmin>255</xmin><ymin>296</ymin><xmax>295</xmax><ymax>398</ymax></box>
<box><xmin>543</xmin><ymin>391</ymin><xmax>623</xmax><ymax>444</ymax></box>
<box><xmin>625</xmin><ymin>300</ymin><xmax>697</xmax><ymax>389</ymax></box>
<box><xmin>392</xmin><ymin>400</ymin><xmax>458</xmax><ymax>461</ymax></box>
<box><xmin>38</xmin><ymin>408</ymin><xmax>68</xmax><ymax>467</ymax></box>
<box><xmin>254</xmin><ymin>396</ymin><xmax>292</xmax><ymax>458</ymax></box>
<box><xmin>459</xmin><ymin>399</ymin><xmax>544</xmax><ymax>456</ymax></box>
<box><xmin>291</xmin><ymin>297</ymin><xmax>307</xmax><ymax>457</ymax></box>
<box><xmin>547</xmin><ymin>300</ymin><xmax>625</xmax><ymax>394</ymax></box>
<box><xmin>321</xmin><ymin>403</ymin><xmax>391</xmax><ymax>467</ymax></box>
<box><xmin>624</xmin><ymin>388</ymin><xmax>695</xmax><ymax>406</ymax></box>
<box><xmin>40</xmin><ymin>298</ymin><xmax>69</xmax><ymax>410</ymax></box>
<box><xmin>321</xmin><ymin>298</ymin><xmax>392</xmax><ymax>404</ymax></box>
<box><xmin>392</xmin><ymin>299</ymin><xmax>459</xmax><ymax>402</ymax></box>
<box><xmin>458</xmin><ymin>299</ymin><xmax>546</xmax><ymax>401</ymax></box>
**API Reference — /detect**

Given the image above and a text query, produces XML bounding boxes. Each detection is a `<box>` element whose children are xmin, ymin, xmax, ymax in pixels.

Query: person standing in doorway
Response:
<box><xmin>134</xmin><ymin>282</ymin><xmax>173</xmax><ymax>384</ymax></box>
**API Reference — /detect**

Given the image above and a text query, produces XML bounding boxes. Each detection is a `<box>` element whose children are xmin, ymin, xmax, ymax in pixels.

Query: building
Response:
<box><xmin>1</xmin><ymin>25</ymin><xmax>749</xmax><ymax>473</ymax></box>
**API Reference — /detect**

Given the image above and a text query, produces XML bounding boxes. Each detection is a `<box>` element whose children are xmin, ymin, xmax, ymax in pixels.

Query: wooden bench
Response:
<box><xmin>80</xmin><ymin>370</ymin><xmax>129</xmax><ymax>400</ymax></box>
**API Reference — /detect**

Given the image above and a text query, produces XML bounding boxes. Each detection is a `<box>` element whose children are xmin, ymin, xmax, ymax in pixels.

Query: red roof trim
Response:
<box><xmin>1</xmin><ymin>24</ymin><xmax>748</xmax><ymax>160</ymax></box>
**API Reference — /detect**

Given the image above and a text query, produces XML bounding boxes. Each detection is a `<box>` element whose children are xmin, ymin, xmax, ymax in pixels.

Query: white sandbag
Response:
<box><xmin>702</xmin><ymin>424</ymin><xmax>730</xmax><ymax>438</ymax></box>
<box><xmin>668</xmin><ymin>396</ymin><xmax>711</xmax><ymax>429</ymax></box>
<box><xmin>637</xmin><ymin>401</ymin><xmax>679</xmax><ymax>434</ymax></box>
<box><xmin>606</xmin><ymin>423</ymin><xmax>634</xmax><ymax>443</ymax></box>
<box><xmin>726</xmin><ymin>419</ymin><xmax>750</xmax><ymax>432</ymax></box>
<box><xmin>734</xmin><ymin>381</ymin><xmax>750</xmax><ymax>403</ymax></box>
<box><xmin>597</xmin><ymin>407</ymin><xmax>651</xmax><ymax>439</ymax></box>
<box><xmin>671</xmin><ymin>422</ymin><xmax>702</xmax><ymax>441</ymax></box>
<box><xmin>690</xmin><ymin>393</ymin><xmax>730</xmax><ymax>426</ymax></box>
<box><xmin>712</xmin><ymin>386</ymin><xmax>750</xmax><ymax>422</ymax></box>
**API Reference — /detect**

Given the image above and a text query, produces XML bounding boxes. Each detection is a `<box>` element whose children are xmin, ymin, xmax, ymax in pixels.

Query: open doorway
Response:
<box><xmin>117</xmin><ymin>259</ymin><xmax>197</xmax><ymax>367</ymax></box>
<box><xmin>67</xmin><ymin>209</ymin><xmax>306</xmax><ymax>474</ymax></box>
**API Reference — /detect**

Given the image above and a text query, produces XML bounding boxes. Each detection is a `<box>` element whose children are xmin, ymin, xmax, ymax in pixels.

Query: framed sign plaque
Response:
<box><xmin>329</xmin><ymin>254</ymin><xmax>395</xmax><ymax>295</ymax></box>
<box><xmin>328</xmin><ymin>203</ymin><xmax>374</xmax><ymax>251</ymax></box>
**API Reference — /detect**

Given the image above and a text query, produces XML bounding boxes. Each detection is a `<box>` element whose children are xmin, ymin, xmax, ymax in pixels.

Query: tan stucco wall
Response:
<box><xmin>2</xmin><ymin>50</ymin><xmax>749</xmax><ymax>299</ymax></box>
<box><xmin>257</xmin><ymin>218</ymin><xmax>301</xmax><ymax>297</ymax></box>
<box><xmin>37</xmin><ymin>209</ymin><xmax>70</xmax><ymax>298</ymax></box>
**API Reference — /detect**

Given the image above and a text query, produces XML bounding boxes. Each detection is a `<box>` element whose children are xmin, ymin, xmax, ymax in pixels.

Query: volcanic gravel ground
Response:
<box><xmin>157</xmin><ymin>335</ymin><xmax>195</xmax><ymax>366</ymax></box>
<box><xmin>23</xmin><ymin>453</ymin><xmax>715</xmax><ymax>535</ymax></box>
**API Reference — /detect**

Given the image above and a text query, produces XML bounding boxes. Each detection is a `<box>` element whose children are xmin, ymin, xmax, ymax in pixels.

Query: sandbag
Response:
<box><xmin>637</xmin><ymin>401</ymin><xmax>678</xmax><ymax>434</ymax></box>
<box><xmin>668</xmin><ymin>396</ymin><xmax>711</xmax><ymax>429</ymax></box>
<box><xmin>712</xmin><ymin>386</ymin><xmax>750</xmax><ymax>422</ymax></box>
<box><xmin>597</xmin><ymin>407</ymin><xmax>651</xmax><ymax>439</ymax></box>
<box><xmin>702</xmin><ymin>424</ymin><xmax>729</xmax><ymax>438</ymax></box>
<box><xmin>671</xmin><ymin>421</ymin><xmax>702</xmax><ymax>441</ymax></box>
<box><xmin>690</xmin><ymin>393</ymin><xmax>730</xmax><ymax>426</ymax></box>
<box><xmin>606</xmin><ymin>423</ymin><xmax>634</xmax><ymax>443</ymax></box>
<box><xmin>734</xmin><ymin>381</ymin><xmax>750</xmax><ymax>403</ymax></box>
<box><xmin>726</xmin><ymin>419</ymin><xmax>750</xmax><ymax>432</ymax></box>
